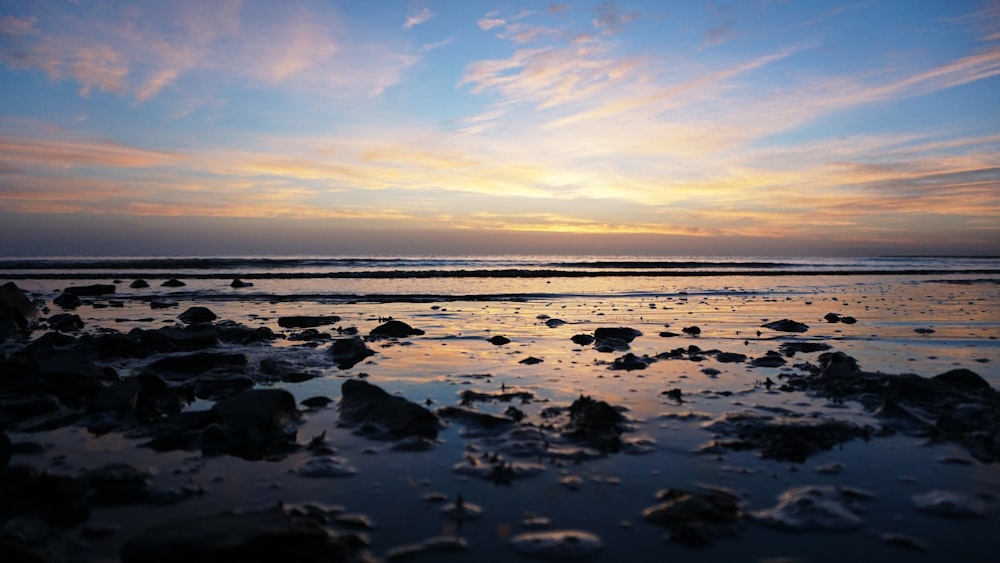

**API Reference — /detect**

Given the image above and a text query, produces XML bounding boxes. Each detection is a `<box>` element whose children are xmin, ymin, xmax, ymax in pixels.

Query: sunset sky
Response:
<box><xmin>1</xmin><ymin>1</ymin><xmax>998</xmax><ymax>256</ymax></box>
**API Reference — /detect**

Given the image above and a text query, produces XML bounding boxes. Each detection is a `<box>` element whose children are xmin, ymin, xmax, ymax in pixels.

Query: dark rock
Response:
<box><xmin>339</xmin><ymin>379</ymin><xmax>441</xmax><ymax>440</ymax></box>
<box><xmin>779</xmin><ymin>341</ymin><xmax>832</xmax><ymax>355</ymax></box>
<box><xmin>565</xmin><ymin>395</ymin><xmax>625</xmax><ymax>452</ymax></box>
<box><xmin>824</xmin><ymin>313</ymin><xmax>841</xmax><ymax>323</ymax></box>
<box><xmin>751</xmin><ymin>352</ymin><xmax>786</xmax><ymax>368</ymax></box>
<box><xmin>642</xmin><ymin>488</ymin><xmax>742</xmax><ymax>547</ymax></box>
<box><xmin>53</xmin><ymin>292</ymin><xmax>82</xmax><ymax>310</ymax></box>
<box><xmin>178</xmin><ymin>306</ymin><xmax>217</xmax><ymax>325</ymax></box>
<box><xmin>64</xmin><ymin>284</ymin><xmax>116</xmax><ymax>296</ymax></box>
<box><xmin>329</xmin><ymin>337</ymin><xmax>376</xmax><ymax>370</ymax></box>
<box><xmin>571</xmin><ymin>334</ymin><xmax>595</xmax><ymax>346</ymax></box>
<box><xmin>37</xmin><ymin>351</ymin><xmax>104</xmax><ymax>393</ymax></box>
<box><xmin>150</xmin><ymin>298</ymin><xmax>178</xmax><ymax>309</ymax></box>
<box><xmin>610</xmin><ymin>352</ymin><xmax>652</xmax><ymax>371</ymax></box>
<box><xmin>459</xmin><ymin>388</ymin><xmax>534</xmax><ymax>404</ymax></box>
<box><xmin>160</xmin><ymin>279</ymin><xmax>186</xmax><ymax>287</ymax></box>
<box><xmin>84</xmin><ymin>463</ymin><xmax>151</xmax><ymax>505</ymax></box>
<box><xmin>701</xmin><ymin>411</ymin><xmax>871</xmax><ymax>463</ymax></box>
<box><xmin>914</xmin><ymin>327</ymin><xmax>935</xmax><ymax>335</ymax></box>
<box><xmin>437</xmin><ymin>406</ymin><xmax>516</xmax><ymax>435</ymax></box>
<box><xmin>207</xmin><ymin>389</ymin><xmax>301</xmax><ymax>459</ymax></box>
<box><xmin>840</xmin><ymin>316</ymin><xmax>857</xmax><ymax>324</ymax></box>
<box><xmin>149</xmin><ymin>325</ymin><xmax>220</xmax><ymax>351</ymax></box>
<box><xmin>753</xmin><ymin>485</ymin><xmax>874</xmax><ymax>531</ymax></box>
<box><xmin>762</xmin><ymin>319</ymin><xmax>809</xmax><ymax>333</ymax></box>
<box><xmin>369</xmin><ymin>320</ymin><xmax>424</xmax><ymax>339</ymax></box>
<box><xmin>0</xmin><ymin>431</ymin><xmax>9</xmax><ymax>468</ymax></box>
<box><xmin>594</xmin><ymin>327</ymin><xmax>642</xmax><ymax>343</ymax></box>
<box><xmin>277</xmin><ymin>315</ymin><xmax>341</xmax><ymax>329</ymax></box>
<box><xmin>129</xmin><ymin>279</ymin><xmax>149</xmax><ymax>289</ymax></box>
<box><xmin>260</xmin><ymin>357</ymin><xmax>316</xmax><ymax>383</ymax></box>
<box><xmin>932</xmin><ymin>369</ymin><xmax>993</xmax><ymax>394</ymax></box>
<box><xmin>519</xmin><ymin>356</ymin><xmax>543</xmax><ymax>365</ymax></box>
<box><xmin>488</xmin><ymin>335</ymin><xmax>511</xmax><ymax>345</ymax></box>
<box><xmin>215</xmin><ymin>321</ymin><xmax>275</xmax><ymax>344</ymax></box>
<box><xmin>87</xmin><ymin>378</ymin><xmax>141</xmax><ymax>414</ymax></box>
<box><xmin>146</xmin><ymin>352</ymin><xmax>247</xmax><ymax>375</ymax></box>
<box><xmin>230</xmin><ymin>279</ymin><xmax>253</xmax><ymax>288</ymax></box>
<box><xmin>682</xmin><ymin>326</ymin><xmax>701</xmax><ymax>335</ymax></box>
<box><xmin>120</xmin><ymin>505</ymin><xmax>357</xmax><ymax>563</ymax></box>
<box><xmin>0</xmin><ymin>465</ymin><xmax>90</xmax><ymax>528</ymax></box>
<box><xmin>659</xmin><ymin>331</ymin><xmax>680</xmax><ymax>338</ymax></box>
<box><xmin>715</xmin><ymin>352</ymin><xmax>747</xmax><ymax>363</ymax></box>
<box><xmin>301</xmin><ymin>396</ymin><xmax>333</xmax><ymax>409</ymax></box>
<box><xmin>0</xmin><ymin>282</ymin><xmax>40</xmax><ymax>338</ymax></box>
<box><xmin>47</xmin><ymin>313</ymin><xmax>84</xmax><ymax>332</ymax></box>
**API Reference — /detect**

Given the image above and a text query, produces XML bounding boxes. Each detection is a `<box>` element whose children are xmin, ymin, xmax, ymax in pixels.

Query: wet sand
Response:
<box><xmin>2</xmin><ymin>274</ymin><xmax>998</xmax><ymax>562</ymax></box>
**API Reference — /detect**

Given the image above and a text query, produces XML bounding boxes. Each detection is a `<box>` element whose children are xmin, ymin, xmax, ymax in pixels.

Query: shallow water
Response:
<box><xmin>3</xmin><ymin>258</ymin><xmax>1000</xmax><ymax>561</ymax></box>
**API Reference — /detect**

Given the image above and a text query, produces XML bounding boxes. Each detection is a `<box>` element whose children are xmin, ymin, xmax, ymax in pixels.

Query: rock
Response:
<box><xmin>277</xmin><ymin>315</ymin><xmax>341</xmax><ymax>329</ymax></box>
<box><xmin>47</xmin><ymin>313</ymin><xmax>84</xmax><ymax>332</ymax></box>
<box><xmin>911</xmin><ymin>490</ymin><xmax>992</xmax><ymax>518</ymax></box>
<box><xmin>914</xmin><ymin>327</ymin><xmax>935</xmax><ymax>335</ymax></box>
<box><xmin>338</xmin><ymin>379</ymin><xmax>441</xmax><ymax>440</ymax></box>
<box><xmin>297</xmin><ymin>456</ymin><xmax>357</xmax><ymax>478</ymax></box>
<box><xmin>715</xmin><ymin>352</ymin><xmax>747</xmax><ymax>363</ymax></box>
<box><xmin>178</xmin><ymin>307</ymin><xmax>217</xmax><ymax>325</ymax></box>
<box><xmin>642</xmin><ymin>488</ymin><xmax>742</xmax><ymax>546</ymax></box>
<box><xmin>437</xmin><ymin>406</ymin><xmax>516</xmax><ymax>435</ymax></box>
<box><xmin>932</xmin><ymin>369</ymin><xmax>993</xmax><ymax>394</ymax></box>
<box><xmin>778</xmin><ymin>341</ymin><xmax>832</xmax><ymax>355</ymax></box>
<box><xmin>129</xmin><ymin>279</ymin><xmax>149</xmax><ymax>288</ymax></box>
<box><xmin>441</xmin><ymin>495</ymin><xmax>484</xmax><ymax>521</ymax></box>
<box><xmin>610</xmin><ymin>352</ymin><xmax>652</xmax><ymax>371</ymax></box>
<box><xmin>0</xmin><ymin>282</ymin><xmax>40</xmax><ymax>338</ymax></box>
<box><xmin>37</xmin><ymin>351</ymin><xmax>104</xmax><ymax>392</ymax></box>
<box><xmin>369</xmin><ymin>320</ymin><xmax>424</xmax><ymax>339</ymax></box>
<box><xmin>594</xmin><ymin>337</ymin><xmax>631</xmax><ymax>353</ymax></box>
<box><xmin>761</xmin><ymin>319</ymin><xmax>809</xmax><ymax>332</ymax></box>
<box><xmin>750</xmin><ymin>352</ymin><xmax>786</xmax><ymax>368</ymax></box>
<box><xmin>120</xmin><ymin>505</ymin><xmax>353</xmax><ymax>563</ymax></box>
<box><xmin>488</xmin><ymin>335</ymin><xmax>511</xmax><ymax>345</ymax></box>
<box><xmin>682</xmin><ymin>326</ymin><xmax>701</xmax><ymax>335</ymax></box>
<box><xmin>753</xmin><ymin>485</ymin><xmax>875</xmax><ymax>531</ymax></box>
<box><xmin>160</xmin><ymin>279</ymin><xmax>186</xmax><ymax>287</ymax></box>
<box><xmin>840</xmin><ymin>316</ymin><xmax>857</xmax><ymax>324</ymax></box>
<box><xmin>570</xmin><ymin>334</ymin><xmax>595</xmax><ymax>346</ymax></box>
<box><xmin>700</xmin><ymin>410</ymin><xmax>871</xmax><ymax>463</ymax></box>
<box><xmin>260</xmin><ymin>357</ymin><xmax>316</xmax><ymax>383</ymax></box>
<box><xmin>64</xmin><ymin>284</ymin><xmax>116</xmax><ymax>296</ymax></box>
<box><xmin>0</xmin><ymin>464</ymin><xmax>90</xmax><ymax>528</ymax></box>
<box><xmin>84</xmin><ymin>463</ymin><xmax>151</xmax><ymax>505</ymax></box>
<box><xmin>509</xmin><ymin>530</ymin><xmax>603</xmax><ymax>560</ymax></box>
<box><xmin>545</xmin><ymin>318</ymin><xmax>567</xmax><ymax>328</ymax></box>
<box><xmin>215</xmin><ymin>321</ymin><xmax>275</xmax><ymax>344</ymax></box>
<box><xmin>329</xmin><ymin>337</ymin><xmax>375</xmax><ymax>369</ymax></box>
<box><xmin>565</xmin><ymin>395</ymin><xmax>625</xmax><ymax>452</ymax></box>
<box><xmin>230</xmin><ymin>279</ymin><xmax>253</xmax><ymax>288</ymax></box>
<box><xmin>146</xmin><ymin>352</ymin><xmax>247</xmax><ymax>375</ymax></box>
<box><xmin>149</xmin><ymin>298</ymin><xmax>178</xmax><ymax>309</ymax></box>
<box><xmin>385</xmin><ymin>535</ymin><xmax>467</xmax><ymax>561</ymax></box>
<box><xmin>207</xmin><ymin>389</ymin><xmax>301</xmax><ymax>459</ymax></box>
<box><xmin>453</xmin><ymin>455</ymin><xmax>546</xmax><ymax>483</ymax></box>
<box><xmin>824</xmin><ymin>313</ymin><xmax>841</xmax><ymax>323</ymax></box>
<box><xmin>594</xmin><ymin>327</ymin><xmax>642</xmax><ymax>342</ymax></box>
<box><xmin>519</xmin><ymin>356</ymin><xmax>543</xmax><ymax>365</ymax></box>
<box><xmin>53</xmin><ymin>292</ymin><xmax>82</xmax><ymax>310</ymax></box>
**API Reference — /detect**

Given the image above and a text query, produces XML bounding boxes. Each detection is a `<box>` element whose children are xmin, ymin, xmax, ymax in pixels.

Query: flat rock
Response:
<box><xmin>761</xmin><ymin>319</ymin><xmax>809</xmax><ymax>333</ymax></box>
<box><xmin>64</xmin><ymin>284</ymin><xmax>116</xmax><ymax>296</ymax></box>
<box><xmin>297</xmin><ymin>456</ymin><xmax>357</xmax><ymax>478</ymax></box>
<box><xmin>911</xmin><ymin>490</ymin><xmax>992</xmax><ymax>518</ymax></box>
<box><xmin>120</xmin><ymin>505</ymin><xmax>343</xmax><ymax>563</ymax></box>
<box><xmin>753</xmin><ymin>485</ymin><xmax>875</xmax><ymax>531</ymax></box>
<box><xmin>509</xmin><ymin>529</ymin><xmax>603</xmax><ymax>560</ymax></box>
<box><xmin>369</xmin><ymin>320</ymin><xmax>424</xmax><ymax>339</ymax></box>
<box><xmin>278</xmin><ymin>315</ymin><xmax>341</xmax><ymax>329</ymax></box>
<box><xmin>565</xmin><ymin>395</ymin><xmax>625</xmax><ymax>452</ymax></box>
<box><xmin>146</xmin><ymin>352</ymin><xmax>247</xmax><ymax>375</ymax></box>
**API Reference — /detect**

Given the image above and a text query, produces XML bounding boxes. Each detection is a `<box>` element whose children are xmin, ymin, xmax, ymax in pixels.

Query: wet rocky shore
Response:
<box><xmin>1</xmin><ymin>278</ymin><xmax>998</xmax><ymax>562</ymax></box>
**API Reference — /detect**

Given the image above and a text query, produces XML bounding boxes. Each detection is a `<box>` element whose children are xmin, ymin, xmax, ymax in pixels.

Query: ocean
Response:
<box><xmin>2</xmin><ymin>254</ymin><xmax>998</xmax><ymax>561</ymax></box>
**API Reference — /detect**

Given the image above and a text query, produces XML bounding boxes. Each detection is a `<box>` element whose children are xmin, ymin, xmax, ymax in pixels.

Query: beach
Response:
<box><xmin>1</xmin><ymin>256</ymin><xmax>998</xmax><ymax>562</ymax></box>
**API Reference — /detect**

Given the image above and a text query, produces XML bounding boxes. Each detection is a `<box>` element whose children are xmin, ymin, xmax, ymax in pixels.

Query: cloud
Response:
<box><xmin>404</xmin><ymin>7</ymin><xmax>432</xmax><ymax>29</ymax></box>
<box><xmin>592</xmin><ymin>1</ymin><xmax>639</xmax><ymax>35</ymax></box>
<box><xmin>478</xmin><ymin>17</ymin><xmax>506</xmax><ymax>31</ymax></box>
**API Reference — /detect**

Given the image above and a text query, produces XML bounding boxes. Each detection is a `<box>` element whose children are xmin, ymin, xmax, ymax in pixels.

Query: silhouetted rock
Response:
<box><xmin>762</xmin><ymin>319</ymin><xmax>809</xmax><ymax>332</ymax></box>
<box><xmin>594</xmin><ymin>327</ymin><xmax>642</xmax><ymax>343</ymax></box>
<box><xmin>129</xmin><ymin>279</ymin><xmax>149</xmax><ymax>288</ymax></box>
<box><xmin>369</xmin><ymin>320</ymin><xmax>425</xmax><ymax>339</ymax></box>
<box><xmin>178</xmin><ymin>306</ymin><xmax>217</xmax><ymax>325</ymax></box>
<box><xmin>47</xmin><ymin>313</ymin><xmax>84</xmax><ymax>332</ymax></box>
<box><xmin>160</xmin><ymin>279</ymin><xmax>186</xmax><ymax>287</ymax></box>
<box><xmin>339</xmin><ymin>379</ymin><xmax>441</xmax><ymax>440</ymax></box>
<box><xmin>329</xmin><ymin>336</ymin><xmax>375</xmax><ymax>369</ymax></box>
<box><xmin>932</xmin><ymin>368</ymin><xmax>992</xmax><ymax>394</ymax></box>
<box><xmin>565</xmin><ymin>395</ymin><xmax>625</xmax><ymax>452</ymax></box>
<box><xmin>53</xmin><ymin>291</ymin><xmax>82</xmax><ymax>310</ymax></box>
<box><xmin>0</xmin><ymin>282</ymin><xmax>40</xmax><ymax>339</ymax></box>
<box><xmin>145</xmin><ymin>351</ymin><xmax>247</xmax><ymax>376</ymax></box>
<box><xmin>277</xmin><ymin>315</ymin><xmax>341</xmax><ymax>329</ymax></box>
<box><xmin>642</xmin><ymin>487</ymin><xmax>742</xmax><ymax>546</ymax></box>
<box><xmin>206</xmin><ymin>388</ymin><xmax>301</xmax><ymax>459</ymax></box>
<box><xmin>488</xmin><ymin>335</ymin><xmax>511</xmax><ymax>345</ymax></box>
<box><xmin>682</xmin><ymin>326</ymin><xmax>701</xmax><ymax>335</ymax></box>
<box><xmin>230</xmin><ymin>278</ymin><xmax>253</xmax><ymax>288</ymax></box>
<box><xmin>64</xmin><ymin>284</ymin><xmax>116</xmax><ymax>296</ymax></box>
<box><xmin>571</xmin><ymin>334</ymin><xmax>595</xmax><ymax>346</ymax></box>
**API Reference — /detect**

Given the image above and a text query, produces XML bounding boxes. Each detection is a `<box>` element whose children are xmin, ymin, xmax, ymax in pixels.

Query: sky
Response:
<box><xmin>0</xmin><ymin>0</ymin><xmax>998</xmax><ymax>257</ymax></box>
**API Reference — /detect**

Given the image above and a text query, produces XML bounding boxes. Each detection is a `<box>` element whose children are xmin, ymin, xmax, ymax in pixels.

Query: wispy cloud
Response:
<box><xmin>404</xmin><ymin>7</ymin><xmax>433</xmax><ymax>30</ymax></box>
<box><xmin>592</xmin><ymin>1</ymin><xmax>639</xmax><ymax>35</ymax></box>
